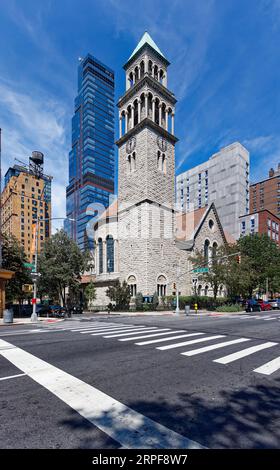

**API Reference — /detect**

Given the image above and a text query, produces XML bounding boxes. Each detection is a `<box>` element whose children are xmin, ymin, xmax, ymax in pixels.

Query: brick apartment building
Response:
<box><xmin>250</xmin><ymin>163</ymin><xmax>280</xmax><ymax>218</ymax></box>
<box><xmin>239</xmin><ymin>209</ymin><xmax>280</xmax><ymax>247</ymax></box>
<box><xmin>1</xmin><ymin>165</ymin><xmax>52</xmax><ymax>262</ymax></box>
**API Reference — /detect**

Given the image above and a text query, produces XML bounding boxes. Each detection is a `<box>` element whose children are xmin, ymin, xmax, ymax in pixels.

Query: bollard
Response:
<box><xmin>3</xmin><ymin>308</ymin><xmax>14</xmax><ymax>324</ymax></box>
<box><xmin>194</xmin><ymin>303</ymin><xmax>198</xmax><ymax>314</ymax></box>
<box><xmin>185</xmin><ymin>305</ymin><xmax>190</xmax><ymax>316</ymax></box>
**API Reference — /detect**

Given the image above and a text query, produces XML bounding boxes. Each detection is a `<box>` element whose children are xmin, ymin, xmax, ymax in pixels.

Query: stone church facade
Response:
<box><xmin>91</xmin><ymin>33</ymin><xmax>227</xmax><ymax>307</ymax></box>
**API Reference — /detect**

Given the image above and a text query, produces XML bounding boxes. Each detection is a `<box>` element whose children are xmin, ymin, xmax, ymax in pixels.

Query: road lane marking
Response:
<box><xmin>0</xmin><ymin>338</ymin><xmax>204</xmax><ymax>449</ymax></box>
<box><xmin>135</xmin><ymin>333</ymin><xmax>205</xmax><ymax>346</ymax></box>
<box><xmin>181</xmin><ymin>338</ymin><xmax>251</xmax><ymax>357</ymax></box>
<box><xmin>253</xmin><ymin>356</ymin><xmax>280</xmax><ymax>375</ymax></box>
<box><xmin>213</xmin><ymin>342</ymin><xmax>278</xmax><ymax>364</ymax></box>
<box><xmin>263</xmin><ymin>318</ymin><xmax>276</xmax><ymax>321</ymax></box>
<box><xmin>157</xmin><ymin>335</ymin><xmax>226</xmax><ymax>351</ymax></box>
<box><xmin>90</xmin><ymin>327</ymin><xmax>153</xmax><ymax>336</ymax></box>
<box><xmin>104</xmin><ymin>328</ymin><xmax>166</xmax><ymax>338</ymax></box>
<box><xmin>119</xmin><ymin>330</ymin><xmax>186</xmax><ymax>341</ymax></box>
<box><xmin>0</xmin><ymin>373</ymin><xmax>26</xmax><ymax>381</ymax></box>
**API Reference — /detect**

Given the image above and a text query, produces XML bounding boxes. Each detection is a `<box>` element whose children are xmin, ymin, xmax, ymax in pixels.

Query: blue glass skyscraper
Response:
<box><xmin>66</xmin><ymin>54</ymin><xmax>115</xmax><ymax>250</ymax></box>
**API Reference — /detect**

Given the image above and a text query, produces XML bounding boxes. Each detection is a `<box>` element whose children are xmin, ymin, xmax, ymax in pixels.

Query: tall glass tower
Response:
<box><xmin>66</xmin><ymin>54</ymin><xmax>115</xmax><ymax>250</ymax></box>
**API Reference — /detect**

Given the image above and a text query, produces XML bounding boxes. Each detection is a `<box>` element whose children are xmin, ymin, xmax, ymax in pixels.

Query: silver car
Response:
<box><xmin>268</xmin><ymin>299</ymin><xmax>280</xmax><ymax>309</ymax></box>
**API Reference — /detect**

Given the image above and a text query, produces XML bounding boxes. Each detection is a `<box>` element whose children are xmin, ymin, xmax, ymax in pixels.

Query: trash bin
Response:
<box><xmin>185</xmin><ymin>305</ymin><xmax>190</xmax><ymax>316</ymax></box>
<box><xmin>3</xmin><ymin>309</ymin><xmax>14</xmax><ymax>324</ymax></box>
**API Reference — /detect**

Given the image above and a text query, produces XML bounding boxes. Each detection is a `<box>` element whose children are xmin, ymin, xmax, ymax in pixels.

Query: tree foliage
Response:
<box><xmin>84</xmin><ymin>281</ymin><xmax>97</xmax><ymax>308</ymax></box>
<box><xmin>1</xmin><ymin>234</ymin><xmax>32</xmax><ymax>303</ymax></box>
<box><xmin>37</xmin><ymin>230</ymin><xmax>89</xmax><ymax>306</ymax></box>
<box><xmin>190</xmin><ymin>234</ymin><xmax>280</xmax><ymax>300</ymax></box>
<box><xmin>106</xmin><ymin>281</ymin><xmax>131</xmax><ymax>310</ymax></box>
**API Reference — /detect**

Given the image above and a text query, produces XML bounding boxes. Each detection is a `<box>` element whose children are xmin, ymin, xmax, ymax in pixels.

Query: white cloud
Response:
<box><xmin>0</xmin><ymin>79</ymin><xmax>69</xmax><ymax>227</ymax></box>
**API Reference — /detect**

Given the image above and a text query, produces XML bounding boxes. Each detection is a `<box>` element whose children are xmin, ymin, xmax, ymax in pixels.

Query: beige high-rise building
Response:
<box><xmin>1</xmin><ymin>165</ymin><xmax>52</xmax><ymax>263</ymax></box>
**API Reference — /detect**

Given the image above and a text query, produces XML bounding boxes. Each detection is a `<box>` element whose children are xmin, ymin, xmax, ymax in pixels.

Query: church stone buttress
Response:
<box><xmin>116</xmin><ymin>32</ymin><xmax>180</xmax><ymax>297</ymax></box>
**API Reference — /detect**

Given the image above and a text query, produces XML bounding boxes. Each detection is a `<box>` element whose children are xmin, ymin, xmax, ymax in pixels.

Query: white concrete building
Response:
<box><xmin>176</xmin><ymin>143</ymin><xmax>250</xmax><ymax>240</ymax></box>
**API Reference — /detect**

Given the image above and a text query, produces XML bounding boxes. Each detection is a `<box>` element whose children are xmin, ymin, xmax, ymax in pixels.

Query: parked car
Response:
<box><xmin>36</xmin><ymin>304</ymin><xmax>52</xmax><ymax>317</ymax></box>
<box><xmin>268</xmin><ymin>299</ymin><xmax>280</xmax><ymax>309</ymax></box>
<box><xmin>48</xmin><ymin>305</ymin><xmax>66</xmax><ymax>317</ymax></box>
<box><xmin>67</xmin><ymin>304</ymin><xmax>83</xmax><ymax>315</ymax></box>
<box><xmin>257</xmin><ymin>300</ymin><xmax>272</xmax><ymax>311</ymax></box>
<box><xmin>244</xmin><ymin>299</ymin><xmax>261</xmax><ymax>312</ymax></box>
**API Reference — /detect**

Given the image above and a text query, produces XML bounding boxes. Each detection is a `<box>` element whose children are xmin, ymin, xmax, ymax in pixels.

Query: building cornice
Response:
<box><xmin>115</xmin><ymin>117</ymin><xmax>178</xmax><ymax>147</ymax></box>
<box><xmin>117</xmin><ymin>74</ymin><xmax>176</xmax><ymax>108</ymax></box>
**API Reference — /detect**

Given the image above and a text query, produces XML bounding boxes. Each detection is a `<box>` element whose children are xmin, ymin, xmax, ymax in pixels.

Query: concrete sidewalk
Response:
<box><xmin>0</xmin><ymin>317</ymin><xmax>64</xmax><ymax>326</ymax></box>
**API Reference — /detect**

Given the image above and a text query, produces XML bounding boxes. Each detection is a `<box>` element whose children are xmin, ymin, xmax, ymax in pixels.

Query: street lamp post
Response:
<box><xmin>31</xmin><ymin>217</ymin><xmax>75</xmax><ymax>322</ymax></box>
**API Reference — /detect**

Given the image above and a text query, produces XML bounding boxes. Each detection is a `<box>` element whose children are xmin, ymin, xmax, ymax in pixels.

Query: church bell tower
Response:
<box><xmin>116</xmin><ymin>32</ymin><xmax>179</xmax><ymax>296</ymax></box>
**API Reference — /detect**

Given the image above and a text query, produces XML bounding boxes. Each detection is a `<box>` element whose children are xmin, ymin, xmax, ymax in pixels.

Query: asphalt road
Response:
<box><xmin>0</xmin><ymin>311</ymin><xmax>279</xmax><ymax>449</ymax></box>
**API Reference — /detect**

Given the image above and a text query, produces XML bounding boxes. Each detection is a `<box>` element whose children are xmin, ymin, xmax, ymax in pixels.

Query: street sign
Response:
<box><xmin>30</xmin><ymin>272</ymin><xmax>41</xmax><ymax>279</ymax></box>
<box><xmin>193</xmin><ymin>267</ymin><xmax>209</xmax><ymax>273</ymax></box>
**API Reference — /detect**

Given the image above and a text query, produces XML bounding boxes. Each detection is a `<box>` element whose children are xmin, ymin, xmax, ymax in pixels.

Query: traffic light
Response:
<box><xmin>22</xmin><ymin>284</ymin><xmax>33</xmax><ymax>293</ymax></box>
<box><xmin>173</xmin><ymin>282</ymin><xmax>177</xmax><ymax>290</ymax></box>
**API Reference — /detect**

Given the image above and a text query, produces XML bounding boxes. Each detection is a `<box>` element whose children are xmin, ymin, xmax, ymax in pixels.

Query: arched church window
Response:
<box><xmin>212</xmin><ymin>242</ymin><xmax>218</xmax><ymax>264</ymax></box>
<box><xmin>127</xmin><ymin>155</ymin><xmax>131</xmax><ymax>173</ymax></box>
<box><xmin>98</xmin><ymin>238</ymin><xmax>103</xmax><ymax>274</ymax></box>
<box><xmin>127</xmin><ymin>275</ymin><xmax>137</xmax><ymax>297</ymax></box>
<box><xmin>106</xmin><ymin>235</ymin><xmax>114</xmax><ymax>273</ymax></box>
<box><xmin>204</xmin><ymin>285</ymin><xmax>209</xmax><ymax>296</ymax></box>
<box><xmin>157</xmin><ymin>275</ymin><xmax>167</xmax><ymax>297</ymax></box>
<box><xmin>204</xmin><ymin>239</ymin><xmax>210</xmax><ymax>263</ymax></box>
<box><xmin>197</xmin><ymin>285</ymin><xmax>202</xmax><ymax>296</ymax></box>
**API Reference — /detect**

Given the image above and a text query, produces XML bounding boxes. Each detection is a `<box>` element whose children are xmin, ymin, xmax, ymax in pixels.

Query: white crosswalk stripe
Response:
<box><xmin>157</xmin><ymin>335</ymin><xmax>226</xmax><ymax>351</ymax></box>
<box><xmin>181</xmin><ymin>338</ymin><xmax>251</xmax><ymax>357</ymax></box>
<box><xmin>77</xmin><ymin>326</ymin><xmax>145</xmax><ymax>334</ymax></box>
<box><xmin>213</xmin><ymin>342</ymin><xmax>278</xmax><ymax>364</ymax></box>
<box><xmin>135</xmin><ymin>332</ymin><xmax>205</xmax><ymax>346</ymax></box>
<box><xmin>90</xmin><ymin>327</ymin><xmax>155</xmax><ymax>336</ymax></box>
<box><xmin>104</xmin><ymin>328</ymin><xmax>168</xmax><ymax>338</ymax></box>
<box><xmin>253</xmin><ymin>356</ymin><xmax>280</xmax><ymax>375</ymax></box>
<box><xmin>119</xmin><ymin>330</ymin><xmax>186</xmax><ymax>342</ymax></box>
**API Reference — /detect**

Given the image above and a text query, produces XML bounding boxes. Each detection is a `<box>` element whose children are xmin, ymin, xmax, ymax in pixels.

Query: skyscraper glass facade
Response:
<box><xmin>66</xmin><ymin>54</ymin><xmax>115</xmax><ymax>250</ymax></box>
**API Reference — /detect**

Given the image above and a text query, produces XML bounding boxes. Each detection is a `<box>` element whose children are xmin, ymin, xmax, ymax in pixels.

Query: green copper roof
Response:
<box><xmin>127</xmin><ymin>32</ymin><xmax>167</xmax><ymax>62</ymax></box>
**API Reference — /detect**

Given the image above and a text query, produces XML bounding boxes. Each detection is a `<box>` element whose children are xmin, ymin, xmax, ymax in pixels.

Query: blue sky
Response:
<box><xmin>0</xmin><ymin>0</ymin><xmax>280</xmax><ymax>229</ymax></box>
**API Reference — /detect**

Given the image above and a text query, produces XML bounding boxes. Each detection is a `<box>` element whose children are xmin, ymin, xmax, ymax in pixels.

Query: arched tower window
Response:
<box><xmin>106</xmin><ymin>235</ymin><xmax>114</xmax><ymax>273</ymax></box>
<box><xmin>98</xmin><ymin>238</ymin><xmax>103</xmax><ymax>274</ymax></box>
<box><xmin>127</xmin><ymin>155</ymin><xmax>131</xmax><ymax>173</ymax></box>
<box><xmin>132</xmin><ymin>152</ymin><xmax>136</xmax><ymax>171</ymax></box>
<box><xmin>140</xmin><ymin>61</ymin><xmax>145</xmax><ymax>78</ymax></box>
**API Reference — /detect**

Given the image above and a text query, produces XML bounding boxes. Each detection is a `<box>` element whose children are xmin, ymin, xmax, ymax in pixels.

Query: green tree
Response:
<box><xmin>135</xmin><ymin>292</ymin><xmax>143</xmax><ymax>310</ymax></box>
<box><xmin>1</xmin><ymin>234</ymin><xmax>32</xmax><ymax>304</ymax></box>
<box><xmin>152</xmin><ymin>291</ymin><xmax>159</xmax><ymax>309</ymax></box>
<box><xmin>37</xmin><ymin>230</ymin><xmax>89</xmax><ymax>307</ymax></box>
<box><xmin>84</xmin><ymin>281</ymin><xmax>96</xmax><ymax>309</ymax></box>
<box><xmin>106</xmin><ymin>281</ymin><xmax>131</xmax><ymax>310</ymax></box>
<box><xmin>237</xmin><ymin>234</ymin><xmax>280</xmax><ymax>297</ymax></box>
<box><xmin>190</xmin><ymin>245</ymin><xmax>228</xmax><ymax>300</ymax></box>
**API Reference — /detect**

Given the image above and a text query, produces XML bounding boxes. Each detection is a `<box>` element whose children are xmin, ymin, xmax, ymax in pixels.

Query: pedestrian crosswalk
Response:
<box><xmin>48</xmin><ymin>320</ymin><xmax>280</xmax><ymax>379</ymax></box>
